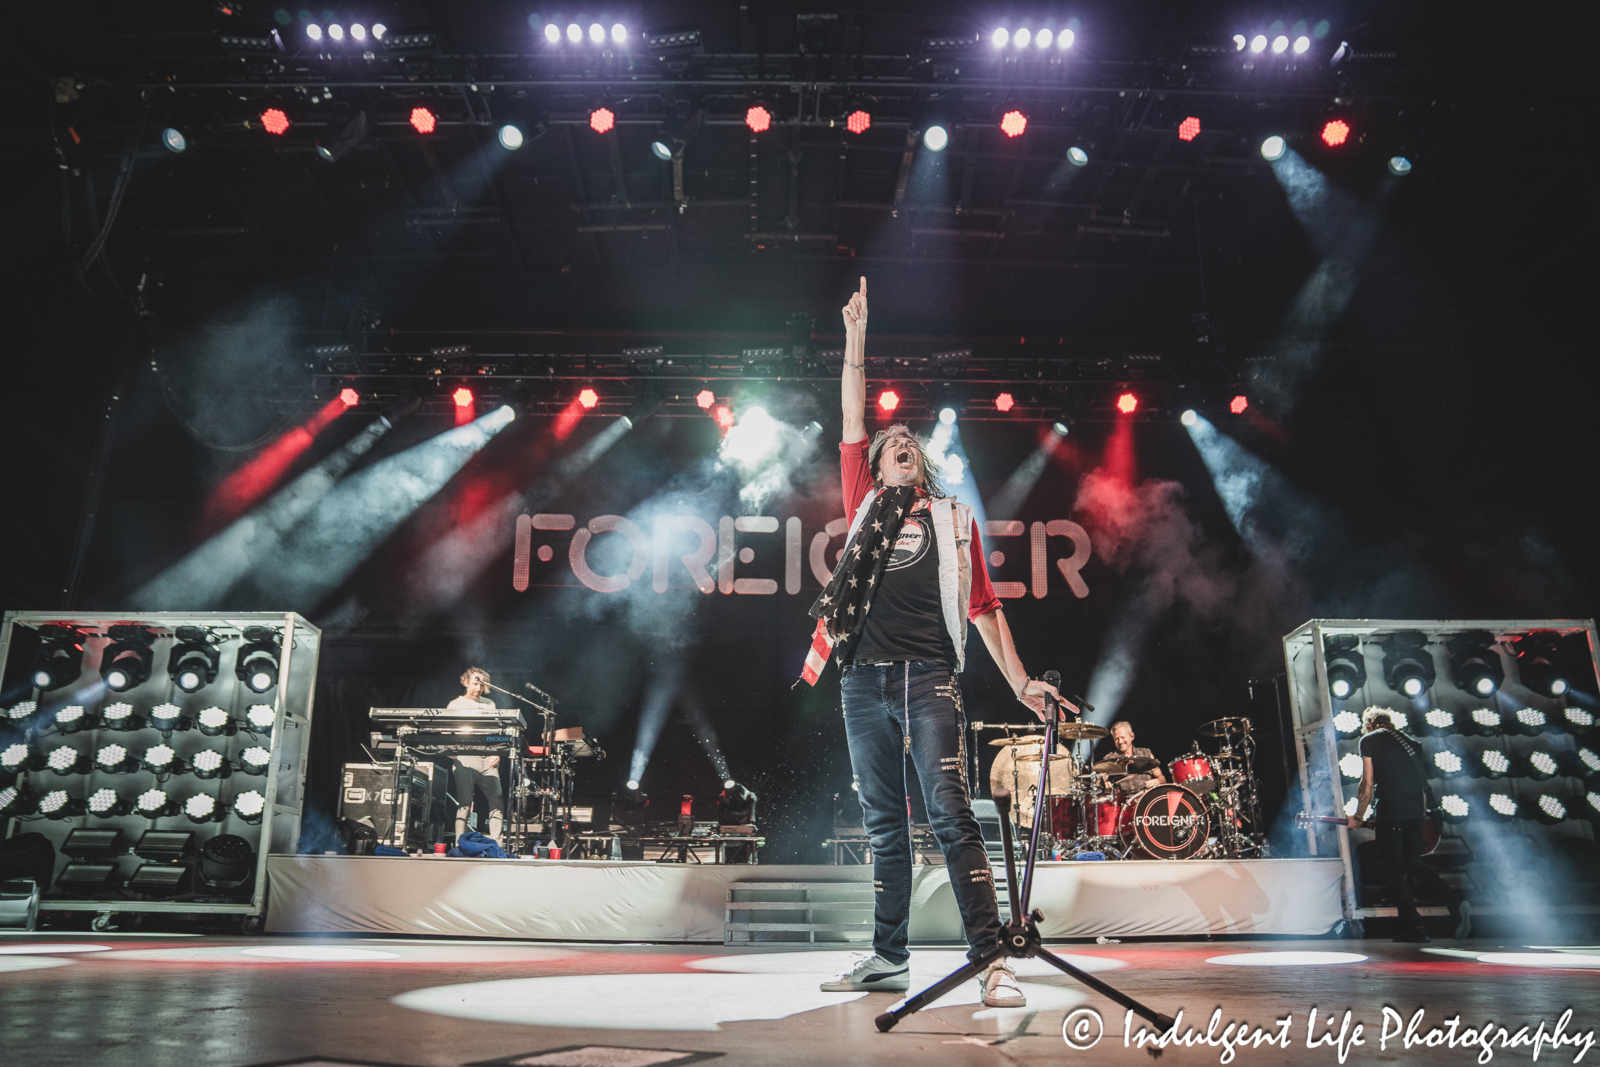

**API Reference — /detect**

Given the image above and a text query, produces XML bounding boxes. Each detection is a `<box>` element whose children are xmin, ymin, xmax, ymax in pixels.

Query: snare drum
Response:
<box><xmin>1169</xmin><ymin>754</ymin><xmax>1215</xmax><ymax>796</ymax></box>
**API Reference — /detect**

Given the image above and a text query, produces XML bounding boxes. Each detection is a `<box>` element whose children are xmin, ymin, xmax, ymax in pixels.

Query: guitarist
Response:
<box><xmin>1348</xmin><ymin>707</ymin><xmax>1470</xmax><ymax>941</ymax></box>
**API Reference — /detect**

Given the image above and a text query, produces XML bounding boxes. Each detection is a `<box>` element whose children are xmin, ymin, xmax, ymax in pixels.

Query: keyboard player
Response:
<box><xmin>447</xmin><ymin>667</ymin><xmax>505</xmax><ymax>840</ymax></box>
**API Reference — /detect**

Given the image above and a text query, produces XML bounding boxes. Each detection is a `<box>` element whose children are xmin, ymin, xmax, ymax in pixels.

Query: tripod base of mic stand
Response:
<box><xmin>873</xmin><ymin>912</ymin><xmax>1175</xmax><ymax>1034</ymax></box>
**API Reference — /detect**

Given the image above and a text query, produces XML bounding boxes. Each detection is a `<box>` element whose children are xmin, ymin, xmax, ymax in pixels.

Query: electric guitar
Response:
<box><xmin>1295</xmin><ymin>811</ymin><xmax>1440</xmax><ymax>855</ymax></box>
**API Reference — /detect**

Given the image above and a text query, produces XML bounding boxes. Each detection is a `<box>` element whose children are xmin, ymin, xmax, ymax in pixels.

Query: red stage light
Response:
<box><xmin>339</xmin><ymin>387</ymin><xmax>359</xmax><ymax>408</ymax></box>
<box><xmin>410</xmin><ymin>107</ymin><xmax>437</xmax><ymax>135</ymax></box>
<box><xmin>1178</xmin><ymin>116</ymin><xmax>1202</xmax><ymax>142</ymax></box>
<box><xmin>714</xmin><ymin>405</ymin><xmax>735</xmax><ymax>429</ymax></box>
<box><xmin>452</xmin><ymin>387</ymin><xmax>473</xmax><ymax>407</ymax></box>
<box><xmin>577</xmin><ymin>388</ymin><xmax>599</xmax><ymax>409</ymax></box>
<box><xmin>999</xmin><ymin>110</ymin><xmax>1028</xmax><ymax>138</ymax></box>
<box><xmin>878</xmin><ymin>390</ymin><xmax>900</xmax><ymax>413</ymax></box>
<box><xmin>589</xmin><ymin>107</ymin><xmax>615</xmax><ymax>134</ymax></box>
<box><xmin>696</xmin><ymin>389</ymin><xmax>716</xmax><ymax>409</ymax></box>
<box><xmin>745</xmin><ymin>105</ymin><xmax>772</xmax><ymax>133</ymax></box>
<box><xmin>994</xmin><ymin>392</ymin><xmax>1015</xmax><ymax>413</ymax></box>
<box><xmin>1116</xmin><ymin>393</ymin><xmax>1139</xmax><ymax>415</ymax></box>
<box><xmin>1321</xmin><ymin>119</ymin><xmax>1350</xmax><ymax>147</ymax></box>
<box><xmin>260</xmin><ymin>108</ymin><xmax>290</xmax><ymax>135</ymax></box>
<box><xmin>845</xmin><ymin>109</ymin><xmax>872</xmax><ymax>135</ymax></box>
<box><xmin>1230</xmin><ymin>395</ymin><xmax>1249</xmax><ymax>415</ymax></box>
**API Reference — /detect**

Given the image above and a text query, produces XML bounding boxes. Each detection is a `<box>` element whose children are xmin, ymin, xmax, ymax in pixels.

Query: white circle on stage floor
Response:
<box><xmin>1205</xmin><ymin>951</ymin><xmax>1368</xmax><ymax>966</ymax></box>
<box><xmin>0</xmin><ymin>944</ymin><xmax>110</xmax><ymax>954</ymax></box>
<box><xmin>0</xmin><ymin>956</ymin><xmax>75</xmax><ymax>972</ymax></box>
<box><xmin>242</xmin><ymin>947</ymin><xmax>401</xmax><ymax>961</ymax></box>
<box><xmin>99</xmin><ymin>942</ymin><xmax>577</xmax><ymax>964</ymax></box>
<box><xmin>1476</xmin><ymin>952</ymin><xmax>1600</xmax><ymax>968</ymax></box>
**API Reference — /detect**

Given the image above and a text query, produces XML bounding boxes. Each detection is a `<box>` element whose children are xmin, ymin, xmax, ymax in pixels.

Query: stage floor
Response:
<box><xmin>4</xmin><ymin>932</ymin><xmax>1600</xmax><ymax>1066</ymax></box>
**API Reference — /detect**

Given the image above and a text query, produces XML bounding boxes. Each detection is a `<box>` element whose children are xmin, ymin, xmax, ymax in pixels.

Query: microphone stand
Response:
<box><xmin>484</xmin><ymin>682</ymin><xmax>555</xmax><ymax>852</ymax></box>
<box><xmin>875</xmin><ymin>672</ymin><xmax>1172</xmax><ymax>1037</ymax></box>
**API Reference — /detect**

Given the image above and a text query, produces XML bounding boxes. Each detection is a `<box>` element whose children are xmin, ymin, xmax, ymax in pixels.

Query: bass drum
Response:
<box><xmin>1123</xmin><ymin>784</ymin><xmax>1211</xmax><ymax>860</ymax></box>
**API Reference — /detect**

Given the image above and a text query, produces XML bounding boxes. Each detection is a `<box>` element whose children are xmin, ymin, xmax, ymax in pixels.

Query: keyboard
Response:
<box><xmin>369</xmin><ymin>706</ymin><xmax>527</xmax><ymax>730</ymax></box>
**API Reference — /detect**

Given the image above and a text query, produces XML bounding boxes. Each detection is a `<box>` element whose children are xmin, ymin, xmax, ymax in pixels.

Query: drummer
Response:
<box><xmin>1101</xmin><ymin>721</ymin><xmax>1166</xmax><ymax>794</ymax></box>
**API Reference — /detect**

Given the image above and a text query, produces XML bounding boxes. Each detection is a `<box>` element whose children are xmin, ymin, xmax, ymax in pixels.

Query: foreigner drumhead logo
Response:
<box><xmin>885</xmin><ymin>514</ymin><xmax>931</xmax><ymax>570</ymax></box>
<box><xmin>1132</xmin><ymin>784</ymin><xmax>1210</xmax><ymax>859</ymax></box>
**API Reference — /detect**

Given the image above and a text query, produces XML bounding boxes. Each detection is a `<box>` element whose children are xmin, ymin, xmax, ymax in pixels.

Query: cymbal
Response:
<box><xmin>1093</xmin><ymin>756</ymin><xmax>1160</xmax><ymax>774</ymax></box>
<box><xmin>989</xmin><ymin>736</ymin><xmax>1045</xmax><ymax>748</ymax></box>
<box><xmin>1198</xmin><ymin>717</ymin><xmax>1252</xmax><ymax>739</ymax></box>
<box><xmin>1015</xmin><ymin>753</ymin><xmax>1077</xmax><ymax>766</ymax></box>
<box><xmin>1056</xmin><ymin>722</ymin><xmax>1109</xmax><ymax>740</ymax></box>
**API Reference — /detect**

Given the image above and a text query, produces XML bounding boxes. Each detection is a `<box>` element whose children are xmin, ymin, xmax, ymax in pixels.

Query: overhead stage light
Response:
<box><xmin>1260</xmin><ymin>136</ymin><xmax>1286</xmax><ymax>161</ymax></box>
<box><xmin>1332</xmin><ymin>710</ymin><xmax>1362</xmax><ymax>737</ymax></box>
<box><xmin>161</xmin><ymin>127</ymin><xmax>188</xmax><ymax>153</ymax></box>
<box><xmin>95</xmin><ymin>743</ymin><xmax>135</xmax><ymax>773</ymax></box>
<box><xmin>1067</xmin><ymin>146</ymin><xmax>1088</xmax><ymax>166</ymax></box>
<box><xmin>149</xmin><ymin>703</ymin><xmax>185</xmax><ymax>733</ymax></box>
<box><xmin>578</xmin><ymin>388</ymin><xmax>599</xmax><ymax>410</ymax></box>
<box><xmin>1116</xmin><ymin>393</ymin><xmax>1138</xmax><ymax>414</ymax></box>
<box><xmin>1230</xmin><ymin>395</ymin><xmax>1249</xmax><ymax>414</ymax></box>
<box><xmin>101</xmin><ymin>625</ymin><xmax>156</xmax><ymax>692</ymax></box>
<box><xmin>1437</xmin><ymin>794</ymin><xmax>1471</xmax><ymax>823</ymax></box>
<box><xmin>306</xmin><ymin>23</ymin><xmax>322</xmax><ymax>41</ymax></box>
<box><xmin>1448</xmin><ymin>631</ymin><xmax>1503</xmax><ymax>698</ymax></box>
<box><xmin>1250</xmin><ymin>34</ymin><xmax>1267</xmax><ymax>53</ymax></box>
<box><xmin>1338</xmin><ymin>753</ymin><xmax>1363</xmax><ymax>779</ymax></box>
<box><xmin>1419</xmin><ymin>708</ymin><xmax>1457</xmax><ymax>737</ymax></box>
<box><xmin>1511</xmin><ymin>706</ymin><xmax>1550</xmax><ymax>736</ymax></box>
<box><xmin>923</xmin><ymin>125</ymin><xmax>949</xmax><ymax>152</ymax></box>
<box><xmin>2</xmin><ymin>743</ymin><xmax>40</xmax><ymax>774</ymax></box>
<box><xmin>409</xmin><ymin>107</ymin><xmax>437</xmax><ymax>135</ymax></box>
<box><xmin>612</xmin><ymin>24</ymin><xmax>627</xmax><ymax>44</ymax></box>
<box><xmin>1475</xmin><ymin>748</ymin><xmax>1511</xmax><ymax>779</ymax></box>
<box><xmin>589</xmin><ymin>22</ymin><xmax>604</xmax><ymax>44</ymax></box>
<box><xmin>260</xmin><ymin>108</ymin><xmax>290</xmax><ymax>135</ymax></box>
<box><xmin>1522</xmin><ymin>750</ymin><xmax>1560</xmax><ymax>781</ymax></box>
<box><xmin>1037</xmin><ymin>28</ymin><xmax>1053</xmax><ymax>48</ymax></box>
<box><xmin>1430</xmin><ymin>748</ymin><xmax>1466</xmax><ymax>779</ymax></box>
<box><xmin>142</xmin><ymin>743</ymin><xmax>183</xmax><ymax>775</ymax></box>
<box><xmin>1178</xmin><ymin>117</ymin><xmax>1201</xmax><ymax>142</ymax></box>
<box><xmin>328</xmin><ymin>24</ymin><xmax>343</xmax><ymax>41</ymax></box>
<box><xmin>1271</xmin><ymin>35</ymin><xmax>1288</xmax><ymax>53</ymax></box>
<box><xmin>567</xmin><ymin>23</ymin><xmax>582</xmax><ymax>43</ymax></box>
<box><xmin>191</xmin><ymin>749</ymin><xmax>229</xmax><ymax>781</ymax></box>
<box><xmin>696</xmin><ymin>389</ymin><xmax>715</xmax><ymax>409</ymax></box>
<box><xmin>1563</xmin><ymin>707</ymin><xmax>1596</xmax><ymax>736</ymax></box>
<box><xmin>1058</xmin><ymin>28</ymin><xmax>1074</xmax><ymax>48</ymax></box>
<box><xmin>453</xmin><ymin>387</ymin><xmax>474</xmax><ymax>408</ymax></box>
<box><xmin>1381</xmin><ymin>631</ymin><xmax>1435</xmax><ymax>698</ymax></box>
<box><xmin>1467</xmin><ymin>707</ymin><xmax>1502</xmax><ymax>737</ymax></box>
<box><xmin>1233</xmin><ymin>34</ymin><xmax>1247</xmax><ymax>50</ymax></box>
<box><xmin>846</xmin><ymin>109</ymin><xmax>871</xmax><ymax>135</ymax></box>
<box><xmin>350</xmin><ymin>24</ymin><xmax>365</xmax><ymax>42</ymax></box>
<box><xmin>1388</xmin><ymin>156</ymin><xmax>1413</xmax><ymax>176</ymax></box>
<box><xmin>543</xmin><ymin>23</ymin><xmax>560</xmax><ymax>44</ymax></box>
<box><xmin>1321</xmin><ymin>120</ymin><xmax>1350</xmax><ymax>147</ymax></box>
<box><xmin>169</xmin><ymin>626</ymin><xmax>220</xmax><ymax>693</ymax></box>
<box><xmin>1000</xmin><ymin>110</ymin><xmax>1027</xmax><ymax>138</ymax></box>
<box><xmin>745</xmin><ymin>105</ymin><xmax>772</xmax><ymax>133</ymax></box>
<box><xmin>1180</xmin><ymin>409</ymin><xmax>1198</xmax><ymax>427</ymax></box>
<box><xmin>136</xmin><ymin>788</ymin><xmax>176</xmax><ymax>818</ymax></box>
<box><xmin>102</xmin><ymin>701</ymin><xmax>140</xmax><ymax>731</ymax></box>
<box><xmin>87</xmin><ymin>788</ymin><xmax>131</xmax><ymax>817</ymax></box>
<box><xmin>626</xmin><ymin>779</ymin><xmax>640</xmax><ymax>791</ymax></box>
<box><xmin>1014</xmin><ymin>28</ymin><xmax>1031</xmax><ymax>48</ymax></box>
<box><xmin>878</xmin><ymin>390</ymin><xmax>900</xmax><ymax>413</ymax></box>
<box><xmin>240</xmin><ymin>746</ymin><xmax>272</xmax><ymax>775</ymax></box>
<box><xmin>714</xmin><ymin>405</ymin><xmax>735</xmax><ymax>430</ymax></box>
<box><xmin>992</xmin><ymin>28</ymin><xmax>1009</xmax><ymax>48</ymax></box>
<box><xmin>1485</xmin><ymin>792</ymin><xmax>1518</xmax><ymax>821</ymax></box>
<box><xmin>235</xmin><ymin>626</ymin><xmax>281</xmax><ymax>694</ymax></box>
<box><xmin>1293</xmin><ymin>36</ymin><xmax>1311</xmax><ymax>54</ymax></box>
<box><xmin>339</xmin><ymin>387</ymin><xmax>360</xmax><ymax>407</ymax></box>
<box><xmin>198</xmin><ymin>706</ymin><xmax>234</xmax><ymax>737</ymax></box>
<box><xmin>31</xmin><ymin>625</ymin><xmax>85</xmax><ymax>691</ymax></box>
<box><xmin>246</xmin><ymin>704</ymin><xmax>276</xmax><ymax>732</ymax></box>
<box><xmin>1529</xmin><ymin>794</ymin><xmax>1569</xmax><ymax>826</ymax></box>
<box><xmin>1516</xmin><ymin>633</ymin><xmax>1570</xmax><ymax>697</ymax></box>
<box><xmin>41</xmin><ymin>790</ymin><xmax>84</xmax><ymax>819</ymax></box>
<box><xmin>233</xmin><ymin>789</ymin><xmax>266</xmax><ymax>823</ymax></box>
<box><xmin>994</xmin><ymin>392</ymin><xmax>1014</xmax><ymax>412</ymax></box>
<box><xmin>184</xmin><ymin>794</ymin><xmax>222</xmax><ymax>823</ymax></box>
<box><xmin>54</xmin><ymin>705</ymin><xmax>92</xmax><ymax>733</ymax></box>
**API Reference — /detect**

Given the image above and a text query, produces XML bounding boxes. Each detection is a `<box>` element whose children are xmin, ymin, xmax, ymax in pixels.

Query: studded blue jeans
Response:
<box><xmin>841</xmin><ymin>660</ymin><xmax>1002</xmax><ymax>966</ymax></box>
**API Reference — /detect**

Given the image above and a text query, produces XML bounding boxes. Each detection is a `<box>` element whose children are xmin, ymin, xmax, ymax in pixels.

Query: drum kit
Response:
<box><xmin>982</xmin><ymin>715</ymin><xmax>1266</xmax><ymax>860</ymax></box>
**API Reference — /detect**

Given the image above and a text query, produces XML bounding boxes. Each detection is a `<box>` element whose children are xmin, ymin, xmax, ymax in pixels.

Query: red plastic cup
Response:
<box><xmin>434</xmin><ymin>842</ymin><xmax>446</xmax><ymax>854</ymax></box>
<box><xmin>549</xmin><ymin>847</ymin><xmax>561</xmax><ymax>860</ymax></box>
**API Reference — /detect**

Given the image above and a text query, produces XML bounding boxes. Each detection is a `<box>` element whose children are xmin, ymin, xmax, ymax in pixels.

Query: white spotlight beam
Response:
<box><xmin>257</xmin><ymin>406</ymin><xmax>516</xmax><ymax>608</ymax></box>
<box><xmin>1182</xmin><ymin>414</ymin><xmax>1268</xmax><ymax>539</ymax></box>
<box><xmin>987</xmin><ymin>426</ymin><xmax>1065</xmax><ymax>521</ymax></box>
<box><xmin>133</xmin><ymin>418</ymin><xmax>393</xmax><ymax>609</ymax></box>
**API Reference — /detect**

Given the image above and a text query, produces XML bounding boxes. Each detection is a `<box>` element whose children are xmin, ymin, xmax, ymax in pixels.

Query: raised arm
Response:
<box><xmin>841</xmin><ymin>276</ymin><xmax>867</xmax><ymax>444</ymax></box>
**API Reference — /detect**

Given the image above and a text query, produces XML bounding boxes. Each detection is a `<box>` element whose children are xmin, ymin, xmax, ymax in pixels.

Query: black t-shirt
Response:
<box><xmin>849</xmin><ymin>511</ymin><xmax>955</xmax><ymax>666</ymax></box>
<box><xmin>1359</xmin><ymin>729</ymin><xmax>1428</xmax><ymax>821</ymax></box>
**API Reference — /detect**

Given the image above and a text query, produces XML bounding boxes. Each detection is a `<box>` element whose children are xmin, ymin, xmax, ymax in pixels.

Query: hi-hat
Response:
<box><xmin>1056</xmin><ymin>722</ymin><xmax>1109</xmax><ymax>740</ymax></box>
<box><xmin>989</xmin><ymin>736</ymin><xmax>1045</xmax><ymax>748</ymax></box>
<box><xmin>1198</xmin><ymin>717</ymin><xmax>1252</xmax><ymax>739</ymax></box>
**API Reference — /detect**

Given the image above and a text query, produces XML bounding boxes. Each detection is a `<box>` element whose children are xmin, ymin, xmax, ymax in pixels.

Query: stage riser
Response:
<box><xmin>265</xmin><ymin>856</ymin><xmax>1343</xmax><ymax>940</ymax></box>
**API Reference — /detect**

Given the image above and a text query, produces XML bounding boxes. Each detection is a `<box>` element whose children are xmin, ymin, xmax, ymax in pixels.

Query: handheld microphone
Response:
<box><xmin>1043</xmin><ymin>670</ymin><xmax>1060</xmax><ymax>688</ymax></box>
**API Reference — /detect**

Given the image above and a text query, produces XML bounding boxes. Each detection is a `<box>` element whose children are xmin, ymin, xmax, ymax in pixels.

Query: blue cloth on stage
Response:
<box><xmin>373</xmin><ymin>844</ymin><xmax>407</xmax><ymax>857</ymax></box>
<box><xmin>446</xmin><ymin>831</ymin><xmax>511</xmax><ymax>858</ymax></box>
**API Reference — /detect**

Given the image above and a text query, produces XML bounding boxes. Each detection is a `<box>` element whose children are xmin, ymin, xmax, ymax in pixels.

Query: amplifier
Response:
<box><xmin>339</xmin><ymin>762</ymin><xmax>444</xmax><ymax>851</ymax></box>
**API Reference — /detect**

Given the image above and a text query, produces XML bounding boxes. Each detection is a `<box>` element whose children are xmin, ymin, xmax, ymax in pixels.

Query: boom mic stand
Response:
<box><xmin>875</xmin><ymin>671</ymin><xmax>1174</xmax><ymax>1036</ymax></box>
<box><xmin>485</xmin><ymin>682</ymin><xmax>555</xmax><ymax>850</ymax></box>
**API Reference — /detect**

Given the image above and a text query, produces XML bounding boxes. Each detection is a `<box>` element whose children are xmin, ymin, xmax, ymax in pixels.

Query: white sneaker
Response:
<box><xmin>980</xmin><ymin>960</ymin><xmax>1026</xmax><ymax>1008</ymax></box>
<box><xmin>820</xmin><ymin>953</ymin><xmax>910</xmax><ymax>992</ymax></box>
